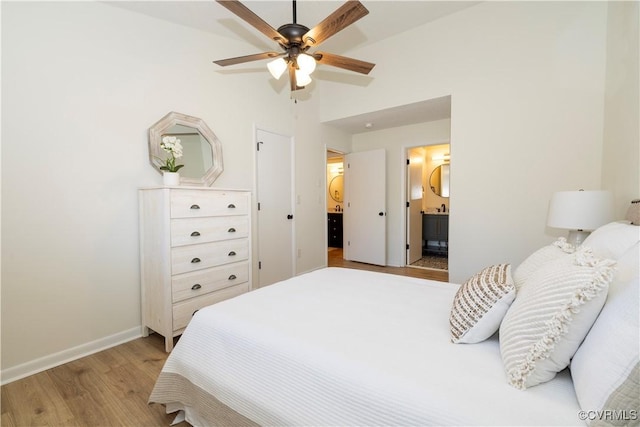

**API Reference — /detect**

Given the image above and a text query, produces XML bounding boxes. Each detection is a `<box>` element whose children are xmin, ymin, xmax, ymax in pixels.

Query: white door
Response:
<box><xmin>256</xmin><ymin>129</ymin><xmax>295</xmax><ymax>287</ymax></box>
<box><xmin>344</xmin><ymin>149</ymin><xmax>386</xmax><ymax>266</ymax></box>
<box><xmin>407</xmin><ymin>153</ymin><xmax>423</xmax><ymax>264</ymax></box>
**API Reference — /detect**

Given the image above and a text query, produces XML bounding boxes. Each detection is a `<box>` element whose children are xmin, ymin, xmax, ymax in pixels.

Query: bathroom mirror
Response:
<box><xmin>148</xmin><ymin>111</ymin><xmax>223</xmax><ymax>186</ymax></box>
<box><xmin>329</xmin><ymin>175</ymin><xmax>344</xmax><ymax>202</ymax></box>
<box><xmin>429</xmin><ymin>164</ymin><xmax>450</xmax><ymax>198</ymax></box>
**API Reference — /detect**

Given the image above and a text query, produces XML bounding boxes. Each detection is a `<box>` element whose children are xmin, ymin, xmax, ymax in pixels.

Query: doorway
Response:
<box><xmin>406</xmin><ymin>143</ymin><xmax>450</xmax><ymax>271</ymax></box>
<box><xmin>326</xmin><ymin>149</ymin><xmax>345</xmax><ymax>261</ymax></box>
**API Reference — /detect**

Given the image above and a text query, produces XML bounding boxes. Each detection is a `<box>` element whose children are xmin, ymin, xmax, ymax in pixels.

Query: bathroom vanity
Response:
<box><xmin>328</xmin><ymin>212</ymin><xmax>343</xmax><ymax>248</ymax></box>
<box><xmin>422</xmin><ymin>213</ymin><xmax>449</xmax><ymax>255</ymax></box>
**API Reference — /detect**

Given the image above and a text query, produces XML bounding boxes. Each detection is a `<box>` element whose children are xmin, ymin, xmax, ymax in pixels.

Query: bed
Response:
<box><xmin>149</xmin><ymin>220</ymin><xmax>640</xmax><ymax>426</ymax></box>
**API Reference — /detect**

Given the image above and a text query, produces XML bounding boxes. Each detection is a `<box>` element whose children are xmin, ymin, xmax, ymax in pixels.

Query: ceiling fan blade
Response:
<box><xmin>315</xmin><ymin>52</ymin><xmax>375</xmax><ymax>75</ymax></box>
<box><xmin>216</xmin><ymin>0</ymin><xmax>286</xmax><ymax>43</ymax></box>
<box><xmin>302</xmin><ymin>0</ymin><xmax>369</xmax><ymax>48</ymax></box>
<box><xmin>214</xmin><ymin>52</ymin><xmax>283</xmax><ymax>67</ymax></box>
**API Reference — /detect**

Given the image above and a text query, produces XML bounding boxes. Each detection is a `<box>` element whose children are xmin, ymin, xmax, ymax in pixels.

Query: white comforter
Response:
<box><xmin>155</xmin><ymin>267</ymin><xmax>583</xmax><ymax>426</ymax></box>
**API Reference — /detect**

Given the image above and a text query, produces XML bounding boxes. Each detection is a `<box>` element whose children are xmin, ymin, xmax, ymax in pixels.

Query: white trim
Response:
<box><xmin>400</xmin><ymin>139</ymin><xmax>450</xmax><ymax>267</ymax></box>
<box><xmin>1</xmin><ymin>327</ymin><xmax>141</xmax><ymax>385</ymax></box>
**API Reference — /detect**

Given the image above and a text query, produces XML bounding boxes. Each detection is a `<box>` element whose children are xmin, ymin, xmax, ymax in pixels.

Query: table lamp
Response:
<box><xmin>547</xmin><ymin>190</ymin><xmax>614</xmax><ymax>245</ymax></box>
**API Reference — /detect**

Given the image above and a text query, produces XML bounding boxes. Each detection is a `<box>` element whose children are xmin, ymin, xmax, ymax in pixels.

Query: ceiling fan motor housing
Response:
<box><xmin>277</xmin><ymin>23</ymin><xmax>311</xmax><ymax>46</ymax></box>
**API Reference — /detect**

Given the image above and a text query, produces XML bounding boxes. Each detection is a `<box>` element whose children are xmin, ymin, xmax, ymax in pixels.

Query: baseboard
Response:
<box><xmin>1</xmin><ymin>327</ymin><xmax>142</xmax><ymax>385</ymax></box>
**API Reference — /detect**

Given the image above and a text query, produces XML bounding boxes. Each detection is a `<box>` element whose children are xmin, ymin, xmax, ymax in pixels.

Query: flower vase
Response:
<box><xmin>163</xmin><ymin>172</ymin><xmax>180</xmax><ymax>186</ymax></box>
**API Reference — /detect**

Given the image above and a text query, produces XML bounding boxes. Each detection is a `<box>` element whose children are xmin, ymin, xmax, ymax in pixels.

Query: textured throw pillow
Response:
<box><xmin>571</xmin><ymin>243</ymin><xmax>639</xmax><ymax>426</ymax></box>
<box><xmin>513</xmin><ymin>238</ymin><xmax>575</xmax><ymax>292</ymax></box>
<box><xmin>450</xmin><ymin>264</ymin><xmax>516</xmax><ymax>344</ymax></box>
<box><xmin>500</xmin><ymin>247</ymin><xmax>616</xmax><ymax>389</ymax></box>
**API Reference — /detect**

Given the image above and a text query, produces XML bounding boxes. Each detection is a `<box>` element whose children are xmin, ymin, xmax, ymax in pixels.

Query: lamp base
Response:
<box><xmin>567</xmin><ymin>230</ymin><xmax>590</xmax><ymax>246</ymax></box>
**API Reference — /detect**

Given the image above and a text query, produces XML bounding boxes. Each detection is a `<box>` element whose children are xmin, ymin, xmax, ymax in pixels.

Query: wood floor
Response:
<box><xmin>1</xmin><ymin>252</ymin><xmax>448</xmax><ymax>426</ymax></box>
<box><xmin>1</xmin><ymin>333</ymin><xmax>187</xmax><ymax>427</ymax></box>
<box><xmin>328</xmin><ymin>248</ymin><xmax>449</xmax><ymax>282</ymax></box>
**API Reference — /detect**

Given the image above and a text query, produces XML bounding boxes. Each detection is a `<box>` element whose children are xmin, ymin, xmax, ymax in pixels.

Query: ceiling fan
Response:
<box><xmin>213</xmin><ymin>0</ymin><xmax>375</xmax><ymax>92</ymax></box>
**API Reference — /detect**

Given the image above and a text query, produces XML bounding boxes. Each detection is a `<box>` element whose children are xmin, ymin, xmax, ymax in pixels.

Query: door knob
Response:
<box><xmin>378</xmin><ymin>212</ymin><xmax>384</xmax><ymax>216</ymax></box>
<box><xmin>287</xmin><ymin>214</ymin><xmax>293</xmax><ymax>219</ymax></box>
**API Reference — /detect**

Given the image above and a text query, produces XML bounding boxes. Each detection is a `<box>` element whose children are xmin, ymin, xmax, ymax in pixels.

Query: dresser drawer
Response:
<box><xmin>172</xmin><ymin>261</ymin><xmax>249</xmax><ymax>303</ymax></box>
<box><xmin>171</xmin><ymin>239</ymin><xmax>249</xmax><ymax>275</ymax></box>
<box><xmin>170</xmin><ymin>216</ymin><xmax>249</xmax><ymax>247</ymax></box>
<box><xmin>172</xmin><ymin>283</ymin><xmax>248</xmax><ymax>331</ymax></box>
<box><xmin>171</xmin><ymin>190</ymin><xmax>249</xmax><ymax>218</ymax></box>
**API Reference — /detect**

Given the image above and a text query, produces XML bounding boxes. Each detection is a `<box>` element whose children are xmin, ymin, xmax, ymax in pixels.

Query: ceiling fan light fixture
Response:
<box><xmin>295</xmin><ymin>69</ymin><xmax>312</xmax><ymax>86</ymax></box>
<box><xmin>267</xmin><ymin>57</ymin><xmax>287</xmax><ymax>79</ymax></box>
<box><xmin>296</xmin><ymin>53</ymin><xmax>316</xmax><ymax>75</ymax></box>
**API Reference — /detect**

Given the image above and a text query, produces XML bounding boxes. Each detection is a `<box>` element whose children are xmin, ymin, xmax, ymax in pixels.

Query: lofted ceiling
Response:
<box><xmin>106</xmin><ymin>1</ymin><xmax>477</xmax><ymax>132</ymax></box>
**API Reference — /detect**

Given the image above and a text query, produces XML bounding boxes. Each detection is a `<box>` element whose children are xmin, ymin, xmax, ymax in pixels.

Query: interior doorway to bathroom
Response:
<box><xmin>327</xmin><ymin>149</ymin><xmax>345</xmax><ymax>261</ymax></box>
<box><xmin>406</xmin><ymin>143</ymin><xmax>450</xmax><ymax>271</ymax></box>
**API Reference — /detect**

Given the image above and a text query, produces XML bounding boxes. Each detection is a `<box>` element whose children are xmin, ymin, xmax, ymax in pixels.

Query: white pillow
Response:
<box><xmin>500</xmin><ymin>247</ymin><xmax>616</xmax><ymax>389</ymax></box>
<box><xmin>570</xmin><ymin>243</ymin><xmax>639</xmax><ymax>424</ymax></box>
<box><xmin>513</xmin><ymin>238</ymin><xmax>575</xmax><ymax>291</ymax></box>
<box><xmin>582</xmin><ymin>221</ymin><xmax>640</xmax><ymax>261</ymax></box>
<box><xmin>450</xmin><ymin>264</ymin><xmax>515</xmax><ymax>344</ymax></box>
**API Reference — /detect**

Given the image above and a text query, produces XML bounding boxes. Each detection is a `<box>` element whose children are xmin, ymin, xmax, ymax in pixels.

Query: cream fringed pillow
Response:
<box><xmin>500</xmin><ymin>247</ymin><xmax>616</xmax><ymax>389</ymax></box>
<box><xmin>450</xmin><ymin>264</ymin><xmax>515</xmax><ymax>344</ymax></box>
<box><xmin>512</xmin><ymin>238</ymin><xmax>575</xmax><ymax>291</ymax></box>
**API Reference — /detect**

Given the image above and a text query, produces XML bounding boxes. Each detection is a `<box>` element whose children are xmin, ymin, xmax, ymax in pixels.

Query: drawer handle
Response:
<box><xmin>228</xmin><ymin>274</ymin><xmax>237</xmax><ymax>280</ymax></box>
<box><xmin>190</xmin><ymin>204</ymin><xmax>200</xmax><ymax>210</ymax></box>
<box><xmin>227</xmin><ymin>203</ymin><xmax>236</xmax><ymax>209</ymax></box>
<box><xmin>191</xmin><ymin>231</ymin><xmax>201</xmax><ymax>237</ymax></box>
<box><xmin>191</xmin><ymin>257</ymin><xmax>201</xmax><ymax>263</ymax></box>
<box><xmin>191</xmin><ymin>284</ymin><xmax>202</xmax><ymax>290</ymax></box>
<box><xmin>228</xmin><ymin>251</ymin><xmax>236</xmax><ymax>257</ymax></box>
<box><xmin>228</xmin><ymin>227</ymin><xmax>236</xmax><ymax>233</ymax></box>
<box><xmin>192</xmin><ymin>309</ymin><xmax>199</xmax><ymax>316</ymax></box>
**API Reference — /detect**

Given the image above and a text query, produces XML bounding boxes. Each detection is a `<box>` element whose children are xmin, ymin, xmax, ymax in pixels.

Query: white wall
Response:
<box><xmin>602</xmin><ymin>1</ymin><xmax>640</xmax><ymax>218</ymax></box>
<box><xmin>291</xmin><ymin>99</ymin><xmax>351</xmax><ymax>274</ymax></box>
<box><xmin>351</xmin><ymin>120</ymin><xmax>451</xmax><ymax>266</ymax></box>
<box><xmin>321</xmin><ymin>2</ymin><xmax>610</xmax><ymax>282</ymax></box>
<box><xmin>1</xmin><ymin>1</ymin><xmax>297</xmax><ymax>378</ymax></box>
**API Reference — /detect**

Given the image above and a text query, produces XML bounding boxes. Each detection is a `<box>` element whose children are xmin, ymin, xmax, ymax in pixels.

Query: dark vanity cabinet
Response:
<box><xmin>422</xmin><ymin>214</ymin><xmax>449</xmax><ymax>255</ymax></box>
<box><xmin>328</xmin><ymin>213</ymin><xmax>343</xmax><ymax>248</ymax></box>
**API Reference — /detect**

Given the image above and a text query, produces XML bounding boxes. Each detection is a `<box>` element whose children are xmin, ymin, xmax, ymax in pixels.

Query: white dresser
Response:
<box><xmin>139</xmin><ymin>187</ymin><xmax>251</xmax><ymax>351</ymax></box>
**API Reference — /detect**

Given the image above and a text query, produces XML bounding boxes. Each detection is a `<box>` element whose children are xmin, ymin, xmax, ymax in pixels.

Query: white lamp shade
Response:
<box><xmin>547</xmin><ymin>190</ymin><xmax>614</xmax><ymax>231</ymax></box>
<box><xmin>296</xmin><ymin>53</ymin><xmax>316</xmax><ymax>74</ymax></box>
<box><xmin>267</xmin><ymin>58</ymin><xmax>287</xmax><ymax>79</ymax></box>
<box><xmin>295</xmin><ymin>69</ymin><xmax>312</xmax><ymax>86</ymax></box>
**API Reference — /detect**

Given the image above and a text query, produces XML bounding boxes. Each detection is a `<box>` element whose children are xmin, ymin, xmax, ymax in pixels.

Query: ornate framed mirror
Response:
<box><xmin>148</xmin><ymin>112</ymin><xmax>223</xmax><ymax>186</ymax></box>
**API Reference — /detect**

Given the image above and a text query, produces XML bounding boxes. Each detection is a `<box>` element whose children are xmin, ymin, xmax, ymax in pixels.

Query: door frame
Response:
<box><xmin>401</xmin><ymin>140</ymin><xmax>450</xmax><ymax>267</ymax></box>
<box><xmin>324</xmin><ymin>146</ymin><xmax>347</xmax><ymax>266</ymax></box>
<box><xmin>253</xmin><ymin>125</ymin><xmax>296</xmax><ymax>287</ymax></box>
<box><xmin>406</xmin><ymin>147</ymin><xmax>425</xmax><ymax>265</ymax></box>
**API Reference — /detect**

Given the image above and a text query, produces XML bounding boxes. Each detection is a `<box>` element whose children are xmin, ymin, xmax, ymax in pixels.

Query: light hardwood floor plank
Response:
<box><xmin>1</xmin><ymin>371</ymin><xmax>78</xmax><ymax>426</ymax></box>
